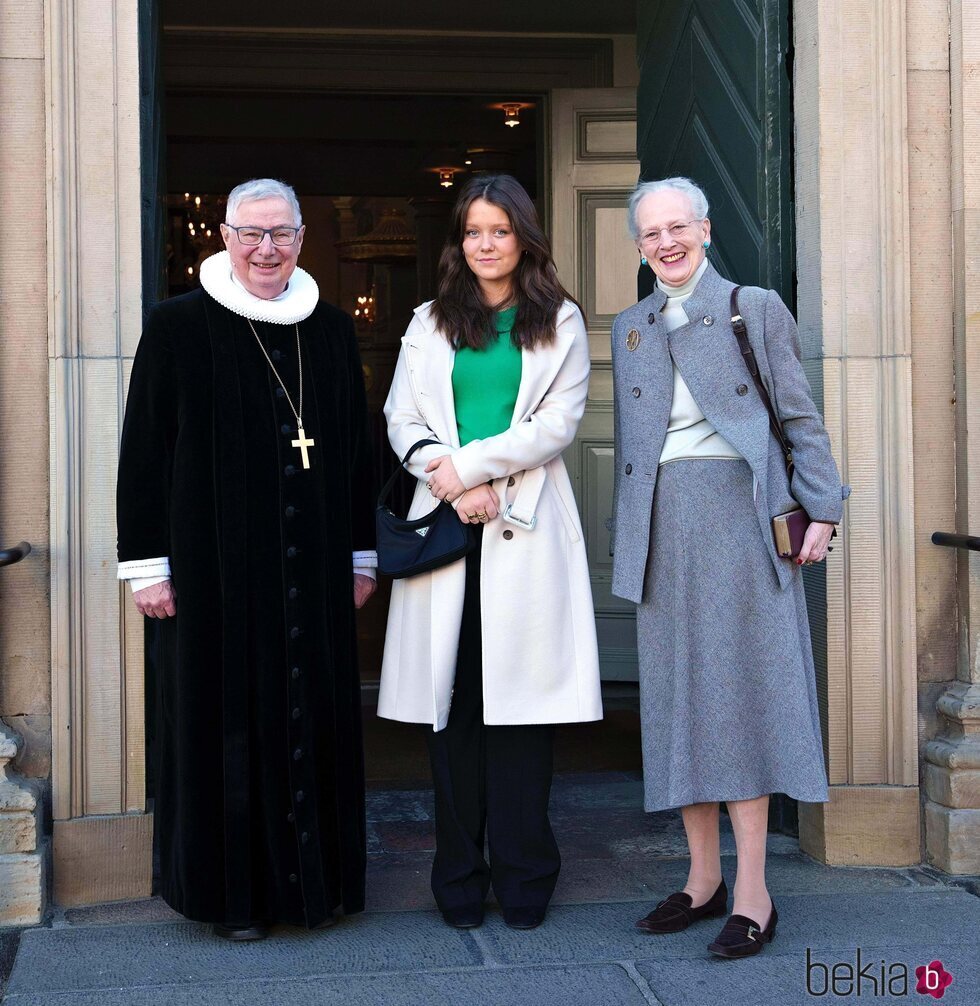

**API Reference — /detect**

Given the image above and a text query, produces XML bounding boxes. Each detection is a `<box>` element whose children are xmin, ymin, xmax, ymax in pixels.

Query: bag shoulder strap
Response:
<box><xmin>730</xmin><ymin>287</ymin><xmax>795</xmax><ymax>475</ymax></box>
<box><xmin>377</xmin><ymin>438</ymin><xmax>440</xmax><ymax>507</ymax></box>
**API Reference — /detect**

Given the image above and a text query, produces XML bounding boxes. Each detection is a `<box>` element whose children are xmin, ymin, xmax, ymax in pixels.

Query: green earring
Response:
<box><xmin>703</xmin><ymin>241</ymin><xmax>710</xmax><ymax>249</ymax></box>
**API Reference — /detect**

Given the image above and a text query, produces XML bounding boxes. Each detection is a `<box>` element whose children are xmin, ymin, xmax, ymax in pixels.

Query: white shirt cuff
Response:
<box><xmin>118</xmin><ymin>557</ymin><xmax>171</xmax><ymax>580</ymax></box>
<box><xmin>129</xmin><ymin>574</ymin><xmax>171</xmax><ymax>593</ymax></box>
<box><xmin>353</xmin><ymin>550</ymin><xmax>377</xmax><ymax>581</ymax></box>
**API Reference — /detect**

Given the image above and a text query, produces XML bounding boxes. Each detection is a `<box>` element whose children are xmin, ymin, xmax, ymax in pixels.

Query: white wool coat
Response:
<box><xmin>377</xmin><ymin>300</ymin><xmax>603</xmax><ymax>731</ymax></box>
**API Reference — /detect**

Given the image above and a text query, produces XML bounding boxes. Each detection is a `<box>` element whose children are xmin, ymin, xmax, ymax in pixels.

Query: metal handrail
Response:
<box><xmin>0</xmin><ymin>541</ymin><xmax>31</xmax><ymax>568</ymax></box>
<box><xmin>932</xmin><ymin>532</ymin><xmax>980</xmax><ymax>552</ymax></box>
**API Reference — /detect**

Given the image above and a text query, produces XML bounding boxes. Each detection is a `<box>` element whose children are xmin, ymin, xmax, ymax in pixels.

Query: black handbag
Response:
<box><xmin>376</xmin><ymin>439</ymin><xmax>477</xmax><ymax>578</ymax></box>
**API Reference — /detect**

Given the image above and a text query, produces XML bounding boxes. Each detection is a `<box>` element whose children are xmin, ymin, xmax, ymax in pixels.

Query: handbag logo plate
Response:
<box><xmin>416</xmin><ymin>527</ymin><xmax>430</xmax><ymax>537</ymax></box>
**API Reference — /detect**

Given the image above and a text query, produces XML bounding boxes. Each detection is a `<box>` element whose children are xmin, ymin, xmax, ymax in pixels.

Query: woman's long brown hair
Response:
<box><xmin>431</xmin><ymin>174</ymin><xmax>576</xmax><ymax>351</ymax></box>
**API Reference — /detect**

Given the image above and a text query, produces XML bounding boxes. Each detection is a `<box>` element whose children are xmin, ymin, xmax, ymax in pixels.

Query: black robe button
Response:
<box><xmin>290</xmin><ymin>626</ymin><xmax>301</xmax><ymax>639</ymax></box>
<box><xmin>289</xmin><ymin>874</ymin><xmax>298</xmax><ymax>883</ymax></box>
<box><xmin>281</xmin><ymin>423</ymin><xmax>292</xmax><ymax>435</ymax></box>
<box><xmin>287</xmin><ymin>546</ymin><xmax>298</xmax><ymax>558</ymax></box>
<box><xmin>288</xmin><ymin>587</ymin><xmax>299</xmax><ymax>599</ymax></box>
<box><xmin>647</xmin><ymin>312</ymin><xmax>656</xmax><ymax>325</ymax></box>
<box><xmin>284</xmin><ymin>464</ymin><xmax>296</xmax><ymax>477</ymax></box>
<box><xmin>301</xmin><ymin>831</ymin><xmax>309</xmax><ymax>844</ymax></box>
<box><xmin>291</xmin><ymin>666</ymin><xmax>301</xmax><ymax>679</ymax></box>
<box><xmin>292</xmin><ymin>707</ymin><xmax>301</xmax><ymax>719</ymax></box>
<box><xmin>285</xmin><ymin>505</ymin><xmax>296</xmax><ymax>518</ymax></box>
<box><xmin>271</xmin><ymin>349</ymin><xmax>282</xmax><ymax>362</ymax></box>
<box><xmin>287</xmin><ymin>812</ymin><xmax>295</xmax><ymax>823</ymax></box>
<box><xmin>295</xmin><ymin>790</ymin><xmax>305</xmax><ymax>802</ymax></box>
<box><xmin>276</xmin><ymin>387</ymin><xmax>286</xmax><ymax>398</ymax></box>
<box><xmin>293</xmin><ymin>748</ymin><xmax>303</xmax><ymax>761</ymax></box>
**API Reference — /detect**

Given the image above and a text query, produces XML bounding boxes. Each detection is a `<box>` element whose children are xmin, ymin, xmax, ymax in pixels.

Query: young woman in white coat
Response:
<box><xmin>378</xmin><ymin>174</ymin><xmax>602</xmax><ymax>932</ymax></box>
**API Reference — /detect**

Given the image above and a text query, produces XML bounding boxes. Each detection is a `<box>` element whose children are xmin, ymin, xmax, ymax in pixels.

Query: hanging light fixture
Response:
<box><xmin>353</xmin><ymin>290</ymin><xmax>376</xmax><ymax>324</ymax></box>
<box><xmin>438</xmin><ymin>168</ymin><xmax>456</xmax><ymax>188</ymax></box>
<box><xmin>502</xmin><ymin>103</ymin><xmax>522</xmax><ymax>127</ymax></box>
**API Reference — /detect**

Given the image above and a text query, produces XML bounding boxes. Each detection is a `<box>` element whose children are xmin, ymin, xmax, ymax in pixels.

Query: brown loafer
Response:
<box><xmin>707</xmin><ymin>903</ymin><xmax>778</xmax><ymax>958</ymax></box>
<box><xmin>635</xmin><ymin>879</ymin><xmax>728</xmax><ymax>934</ymax></box>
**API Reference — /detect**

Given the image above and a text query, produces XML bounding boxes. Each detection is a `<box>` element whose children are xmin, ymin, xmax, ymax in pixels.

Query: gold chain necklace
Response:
<box><xmin>245</xmin><ymin>319</ymin><xmax>315</xmax><ymax>469</ymax></box>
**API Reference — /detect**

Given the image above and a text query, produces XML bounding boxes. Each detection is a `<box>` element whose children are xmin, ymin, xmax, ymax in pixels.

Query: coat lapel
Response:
<box><xmin>403</xmin><ymin>315</ymin><xmax>460</xmax><ymax>448</ymax></box>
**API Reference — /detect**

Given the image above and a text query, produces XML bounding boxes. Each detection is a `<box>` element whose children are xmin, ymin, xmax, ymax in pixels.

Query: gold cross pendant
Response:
<box><xmin>291</xmin><ymin>426</ymin><xmax>315</xmax><ymax>469</ymax></box>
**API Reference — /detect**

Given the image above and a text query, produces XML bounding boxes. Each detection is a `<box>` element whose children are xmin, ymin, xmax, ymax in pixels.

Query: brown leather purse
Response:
<box><xmin>729</xmin><ymin>288</ymin><xmax>825</xmax><ymax>559</ymax></box>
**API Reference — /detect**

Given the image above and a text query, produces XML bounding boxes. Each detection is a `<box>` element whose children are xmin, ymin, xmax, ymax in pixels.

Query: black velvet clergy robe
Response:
<box><xmin>116</xmin><ymin>287</ymin><xmax>375</xmax><ymax>928</ymax></box>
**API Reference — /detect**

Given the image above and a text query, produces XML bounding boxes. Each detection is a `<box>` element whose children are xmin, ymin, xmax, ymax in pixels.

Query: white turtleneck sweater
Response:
<box><xmin>656</xmin><ymin>258</ymin><xmax>744</xmax><ymax>467</ymax></box>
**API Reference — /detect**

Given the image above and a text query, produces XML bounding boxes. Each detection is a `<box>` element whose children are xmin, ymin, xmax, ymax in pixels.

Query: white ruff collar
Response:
<box><xmin>199</xmin><ymin>251</ymin><xmax>319</xmax><ymax>324</ymax></box>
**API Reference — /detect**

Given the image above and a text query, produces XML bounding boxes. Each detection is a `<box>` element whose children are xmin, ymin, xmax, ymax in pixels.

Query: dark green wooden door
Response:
<box><xmin>636</xmin><ymin>0</ymin><xmax>793</xmax><ymax>306</ymax></box>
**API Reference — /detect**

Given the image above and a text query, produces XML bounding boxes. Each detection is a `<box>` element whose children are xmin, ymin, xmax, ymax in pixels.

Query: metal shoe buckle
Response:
<box><xmin>502</xmin><ymin>504</ymin><xmax>537</xmax><ymax>531</ymax></box>
<box><xmin>746</xmin><ymin>924</ymin><xmax>759</xmax><ymax>942</ymax></box>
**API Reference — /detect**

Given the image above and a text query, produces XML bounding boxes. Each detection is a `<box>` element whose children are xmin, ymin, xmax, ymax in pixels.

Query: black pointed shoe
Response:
<box><xmin>213</xmin><ymin>923</ymin><xmax>269</xmax><ymax>941</ymax></box>
<box><xmin>441</xmin><ymin>904</ymin><xmax>485</xmax><ymax>929</ymax></box>
<box><xmin>707</xmin><ymin>903</ymin><xmax>778</xmax><ymax>958</ymax></box>
<box><xmin>502</xmin><ymin>906</ymin><xmax>547</xmax><ymax>930</ymax></box>
<box><xmin>635</xmin><ymin>879</ymin><xmax>728</xmax><ymax>934</ymax></box>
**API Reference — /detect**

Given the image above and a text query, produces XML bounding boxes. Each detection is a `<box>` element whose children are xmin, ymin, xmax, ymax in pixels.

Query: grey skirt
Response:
<box><xmin>637</xmin><ymin>459</ymin><xmax>829</xmax><ymax>812</ymax></box>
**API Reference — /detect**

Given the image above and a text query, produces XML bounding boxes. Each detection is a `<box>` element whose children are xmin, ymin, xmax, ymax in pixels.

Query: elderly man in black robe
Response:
<box><xmin>117</xmin><ymin>178</ymin><xmax>377</xmax><ymax>941</ymax></box>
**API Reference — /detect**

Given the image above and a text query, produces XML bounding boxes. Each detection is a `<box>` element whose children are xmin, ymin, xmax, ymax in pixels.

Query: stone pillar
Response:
<box><xmin>922</xmin><ymin>0</ymin><xmax>980</xmax><ymax>874</ymax></box>
<box><xmin>793</xmin><ymin>0</ymin><xmax>921</xmax><ymax>865</ymax></box>
<box><xmin>0</xmin><ymin>724</ymin><xmax>43</xmax><ymax>926</ymax></box>
<box><xmin>46</xmin><ymin>0</ymin><xmax>152</xmax><ymax>904</ymax></box>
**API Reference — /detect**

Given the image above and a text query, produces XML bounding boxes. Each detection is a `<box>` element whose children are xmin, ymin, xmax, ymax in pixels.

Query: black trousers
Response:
<box><xmin>424</xmin><ymin>528</ymin><xmax>561</xmax><ymax>912</ymax></box>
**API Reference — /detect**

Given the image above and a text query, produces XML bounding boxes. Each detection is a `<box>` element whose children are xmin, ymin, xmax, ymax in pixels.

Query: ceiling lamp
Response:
<box><xmin>438</xmin><ymin>168</ymin><xmax>456</xmax><ymax>188</ymax></box>
<box><xmin>502</xmin><ymin>103</ymin><xmax>522</xmax><ymax>127</ymax></box>
<box><xmin>335</xmin><ymin>208</ymin><xmax>417</xmax><ymax>265</ymax></box>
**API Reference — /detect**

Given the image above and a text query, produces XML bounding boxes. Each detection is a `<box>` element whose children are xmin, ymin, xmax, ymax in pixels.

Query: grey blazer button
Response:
<box><xmin>631</xmin><ymin>387</ymin><xmax>641</xmax><ymax>398</ymax></box>
<box><xmin>625</xmin><ymin>464</ymin><xmax>633</xmax><ymax>475</ymax></box>
<box><xmin>702</xmin><ymin>315</ymin><xmax>714</xmax><ymax>326</ymax></box>
<box><xmin>502</xmin><ymin>529</ymin><xmax>514</xmax><ymax>540</ymax></box>
<box><xmin>647</xmin><ymin>312</ymin><xmax>656</xmax><ymax>325</ymax></box>
<box><xmin>737</xmin><ymin>384</ymin><xmax>749</xmax><ymax>396</ymax></box>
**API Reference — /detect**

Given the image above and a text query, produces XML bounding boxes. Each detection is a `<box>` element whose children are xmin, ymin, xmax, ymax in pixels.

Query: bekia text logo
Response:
<box><xmin>806</xmin><ymin>950</ymin><xmax>955</xmax><ymax>998</ymax></box>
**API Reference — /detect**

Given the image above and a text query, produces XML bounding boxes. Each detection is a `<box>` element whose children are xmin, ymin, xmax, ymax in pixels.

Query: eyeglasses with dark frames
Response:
<box><xmin>225</xmin><ymin>224</ymin><xmax>302</xmax><ymax>247</ymax></box>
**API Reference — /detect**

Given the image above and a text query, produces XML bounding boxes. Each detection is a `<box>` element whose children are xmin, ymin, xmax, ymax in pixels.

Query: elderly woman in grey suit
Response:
<box><xmin>611</xmin><ymin>177</ymin><xmax>847</xmax><ymax>959</ymax></box>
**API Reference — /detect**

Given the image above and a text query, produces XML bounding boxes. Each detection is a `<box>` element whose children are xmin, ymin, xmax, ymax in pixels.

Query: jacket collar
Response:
<box><xmin>634</xmin><ymin>260</ymin><xmax>734</xmax><ymax>326</ymax></box>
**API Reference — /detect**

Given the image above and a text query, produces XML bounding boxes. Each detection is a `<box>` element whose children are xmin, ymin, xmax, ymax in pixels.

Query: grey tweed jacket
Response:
<box><xmin>610</xmin><ymin>262</ymin><xmax>849</xmax><ymax>604</ymax></box>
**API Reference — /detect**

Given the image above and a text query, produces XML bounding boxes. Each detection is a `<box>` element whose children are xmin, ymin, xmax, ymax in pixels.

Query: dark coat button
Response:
<box><xmin>276</xmin><ymin>387</ymin><xmax>286</xmax><ymax>398</ymax></box>
<box><xmin>632</xmin><ymin>387</ymin><xmax>641</xmax><ymax>398</ymax></box>
<box><xmin>287</xmin><ymin>546</ymin><xmax>298</xmax><ymax>558</ymax></box>
<box><xmin>507</xmin><ymin>476</ymin><xmax>516</xmax><ymax>487</ymax></box>
<box><xmin>301</xmin><ymin>831</ymin><xmax>309</xmax><ymax>844</ymax></box>
<box><xmin>271</xmin><ymin>349</ymin><xmax>282</xmax><ymax>362</ymax></box>
<box><xmin>295</xmin><ymin>790</ymin><xmax>305</xmax><ymax>802</ymax></box>
<box><xmin>289</xmin><ymin>873</ymin><xmax>298</xmax><ymax>883</ymax></box>
<box><xmin>290</xmin><ymin>626</ymin><xmax>301</xmax><ymax>639</ymax></box>
<box><xmin>281</xmin><ymin>423</ymin><xmax>292</xmax><ymax>435</ymax></box>
<box><xmin>287</xmin><ymin>812</ymin><xmax>295</xmax><ymax>823</ymax></box>
<box><xmin>293</xmin><ymin>748</ymin><xmax>303</xmax><ymax>761</ymax></box>
<box><xmin>285</xmin><ymin>505</ymin><xmax>296</xmax><ymax>518</ymax></box>
<box><xmin>647</xmin><ymin>312</ymin><xmax>656</xmax><ymax>324</ymax></box>
<box><xmin>288</xmin><ymin>587</ymin><xmax>299</xmax><ymax>599</ymax></box>
<box><xmin>502</xmin><ymin>529</ymin><xmax>514</xmax><ymax>540</ymax></box>
<box><xmin>737</xmin><ymin>384</ymin><xmax>749</xmax><ymax>396</ymax></box>
<box><xmin>291</xmin><ymin>666</ymin><xmax>301</xmax><ymax>679</ymax></box>
<box><xmin>702</xmin><ymin>315</ymin><xmax>713</xmax><ymax>326</ymax></box>
<box><xmin>292</xmin><ymin>707</ymin><xmax>301</xmax><ymax>719</ymax></box>
<box><xmin>625</xmin><ymin>464</ymin><xmax>633</xmax><ymax>475</ymax></box>
<box><xmin>284</xmin><ymin>464</ymin><xmax>296</xmax><ymax>477</ymax></box>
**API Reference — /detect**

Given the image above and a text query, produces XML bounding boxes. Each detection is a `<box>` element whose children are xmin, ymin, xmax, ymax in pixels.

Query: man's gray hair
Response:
<box><xmin>626</xmin><ymin>177</ymin><xmax>709</xmax><ymax>240</ymax></box>
<box><xmin>225</xmin><ymin>178</ymin><xmax>303</xmax><ymax>226</ymax></box>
